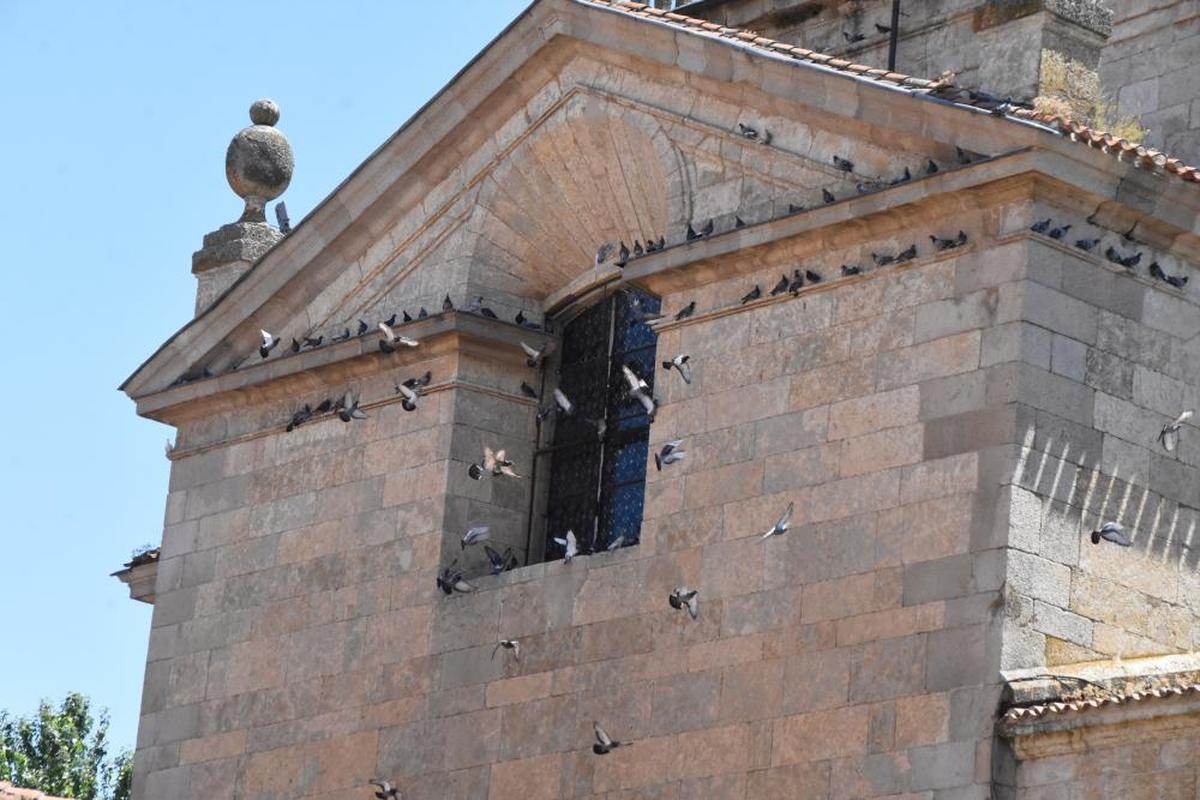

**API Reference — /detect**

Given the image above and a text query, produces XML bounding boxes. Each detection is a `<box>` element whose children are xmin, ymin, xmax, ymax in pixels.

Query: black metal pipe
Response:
<box><xmin>887</xmin><ymin>0</ymin><xmax>901</xmax><ymax>71</ymax></box>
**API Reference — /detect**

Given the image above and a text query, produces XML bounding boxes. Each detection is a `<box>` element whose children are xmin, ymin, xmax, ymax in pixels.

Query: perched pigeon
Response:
<box><xmin>842</xmin><ymin>30</ymin><xmax>865</xmax><ymax>43</ymax></box>
<box><xmin>617</xmin><ymin>241</ymin><xmax>630</xmax><ymax>266</ymax></box>
<box><xmin>770</xmin><ymin>274</ymin><xmax>790</xmax><ymax>296</ymax></box>
<box><xmin>1075</xmin><ymin>238</ymin><xmax>1101</xmax><ymax>252</ymax></box>
<box><xmin>925</xmin><ymin>159</ymin><xmax>939</xmax><ymax>175</ymax></box>
<box><xmin>287</xmin><ymin>404</ymin><xmax>313</xmax><ymax>432</ymax></box>
<box><xmin>395</xmin><ymin>381</ymin><xmax>421</xmax><ymax>412</ymax></box>
<box><xmin>930</xmin><ymin>231</ymin><xmax>968</xmax><ymax>251</ymax></box>
<box><xmin>332</xmin><ymin>327</ymin><xmax>351</xmax><ymax>342</ymax></box>
<box><xmin>872</xmin><ymin>251</ymin><xmax>896</xmax><ymax>267</ymax></box>
<box><xmin>402</xmin><ymin>310</ymin><xmax>413</xmax><ymax>323</ymax></box>
<box><xmin>686</xmin><ymin>223</ymin><xmax>699</xmax><ymax>241</ymax></box>
<box><xmin>520</xmin><ymin>381</ymin><xmax>539</xmax><ymax>399</ymax></box>
<box><xmin>491</xmin><ymin>639</ymin><xmax>520</xmax><ymax>661</ymax></box>
<box><xmin>291</xmin><ymin>337</ymin><xmax>301</xmax><ymax>353</ymax></box>
<box><xmin>841</xmin><ymin>264</ymin><xmax>862</xmax><ymax>276</ymax></box>
<box><xmin>896</xmin><ymin>244</ymin><xmax>917</xmax><ymax>262</ymax></box>
<box><xmin>833</xmin><ymin>155</ymin><xmax>855</xmax><ymax>172</ymax></box>
<box><xmin>515</xmin><ymin>310</ymin><xmax>542</xmax><ymax>330</ymax></box>
<box><xmin>484</xmin><ymin>545</ymin><xmax>517</xmax><ymax>575</ymax></box>
<box><xmin>1030</xmin><ymin>218</ymin><xmax>1052</xmax><ymax>234</ymax></box>
<box><xmin>1104</xmin><ymin>246</ymin><xmax>1142</xmax><ymax>269</ymax></box>
<box><xmin>655</xmin><ymin>439</ymin><xmax>686</xmax><ymax>471</ymax></box>
<box><xmin>956</xmin><ymin>146</ymin><xmax>972</xmax><ymax>165</ymax></box>
<box><xmin>822</xmin><ymin>188</ymin><xmax>836</xmax><ymax>204</ymax></box>
<box><xmin>622</xmin><ymin>365</ymin><xmax>657</xmax><ymax>418</ymax></box>
<box><xmin>593</xmin><ymin>721</ymin><xmax>628</xmax><ymax>755</ymax></box>
<box><xmin>1048</xmin><ymin>224</ymin><xmax>1071</xmax><ymax>240</ymax></box>
<box><xmin>337</xmin><ymin>393</ymin><xmax>367</xmax><ymax>423</ymax></box>
<box><xmin>674</xmin><ymin>301</ymin><xmax>697</xmax><ymax>320</ymax></box>
<box><xmin>761</xmin><ymin>502</ymin><xmax>795</xmax><ymax>539</ymax></box>
<box><xmin>1090</xmin><ymin>521</ymin><xmax>1132</xmax><ymax>547</ymax></box>
<box><xmin>699</xmin><ymin>219</ymin><xmax>714</xmax><ymax>237</ymax></box>
<box><xmin>875</xmin><ymin>22</ymin><xmax>891</xmax><ymax>33</ymax></box>
<box><xmin>378</xmin><ymin>322</ymin><xmax>419</xmax><ymax>353</ymax></box>
<box><xmin>889</xmin><ymin>167</ymin><xmax>912</xmax><ymax>185</ymax></box>
<box><xmin>669</xmin><ymin>586</ymin><xmax>699</xmax><ymax>620</ymax></box>
<box><xmin>633</xmin><ymin>241</ymin><xmax>644</xmax><ymax>258</ymax></box>
<box><xmin>303</xmin><ymin>336</ymin><xmax>323</xmax><ymax>349</ymax></box>
<box><xmin>553</xmin><ymin>530</ymin><xmax>579</xmax><ymax>562</ymax></box>
<box><xmin>735</xmin><ymin>216</ymin><xmax>746</xmax><ymax>229</ymax></box>
<box><xmin>357</xmin><ymin>320</ymin><xmax>369</xmax><ymax>335</ymax></box>
<box><xmin>662</xmin><ymin>354</ymin><xmax>692</xmax><ymax>385</ymax></box>
<box><xmin>805</xmin><ymin>269</ymin><xmax>823</xmax><ymax>284</ymax></box>
<box><xmin>417</xmin><ymin>307</ymin><xmax>428</xmax><ymax>319</ymax></box>
<box><xmin>259</xmin><ymin>329</ymin><xmax>280</xmax><ymax>359</ymax></box>
<box><xmin>740</xmin><ymin>285</ymin><xmax>762</xmax><ymax>304</ymax></box>
<box><xmin>369</xmin><ymin>778</ymin><xmax>401</xmax><ymax>799</ymax></box>
<box><xmin>788</xmin><ymin>270</ymin><xmax>805</xmax><ymax>294</ymax></box>
<box><xmin>1157</xmin><ymin>410</ymin><xmax>1193</xmax><ymax>452</ymax></box>
<box><xmin>521</xmin><ymin>340</ymin><xmax>557</xmax><ymax>368</ymax></box>
<box><xmin>461</xmin><ymin>526</ymin><xmax>491</xmax><ymax>550</ymax></box>
<box><xmin>737</xmin><ymin>122</ymin><xmax>761</xmax><ymax>141</ymax></box>
<box><xmin>465</xmin><ymin>296</ymin><xmax>497</xmax><ymax>318</ymax></box>
<box><xmin>443</xmin><ymin>294</ymin><xmax>454</xmax><ymax>312</ymax></box>
<box><xmin>595</xmin><ymin>242</ymin><xmax>614</xmax><ymax>266</ymax></box>
<box><xmin>314</xmin><ymin>398</ymin><xmax>334</xmax><ymax>414</ymax></box>
<box><xmin>1150</xmin><ymin>261</ymin><xmax>1189</xmax><ymax>288</ymax></box>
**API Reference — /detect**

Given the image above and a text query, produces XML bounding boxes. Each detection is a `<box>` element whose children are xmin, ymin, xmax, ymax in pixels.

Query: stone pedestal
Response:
<box><xmin>191</xmin><ymin>221</ymin><xmax>282</xmax><ymax>315</ymax></box>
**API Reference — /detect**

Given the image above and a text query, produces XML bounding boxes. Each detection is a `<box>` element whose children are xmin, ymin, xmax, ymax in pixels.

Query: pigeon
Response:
<box><xmin>520</xmin><ymin>381</ymin><xmax>539</xmax><ymax>399</ymax></box>
<box><xmin>700</xmin><ymin>219</ymin><xmax>714</xmax><ymax>237</ymax></box>
<box><xmin>259</xmin><ymin>329</ymin><xmax>280</xmax><ymax>358</ymax></box>
<box><xmin>645</xmin><ymin>238</ymin><xmax>659</xmax><ymax>253</ymax></box>
<box><xmin>956</xmin><ymin>146</ymin><xmax>972</xmax><ymax>165</ymax></box>
<box><xmin>626</xmin><ymin>293</ymin><xmax>664</xmax><ymax>326</ymax></box>
<box><xmin>805</xmin><ymin>269</ymin><xmax>823</xmax><ymax>284</ymax></box>
<box><xmin>1104</xmin><ymin>246</ymin><xmax>1142</xmax><ymax>269</ymax></box>
<box><xmin>378</xmin><ymin>322</ymin><xmax>419</xmax><ymax>353</ymax></box>
<box><xmin>1157</xmin><ymin>410</ymin><xmax>1193</xmax><ymax>452</ymax></box>
<box><xmin>1150</xmin><ymin>261</ymin><xmax>1189</xmax><ymax>288</ymax></box>
<box><xmin>1048</xmin><ymin>224</ymin><xmax>1071</xmax><ymax>240</ymax></box>
<box><xmin>537</xmin><ymin>388</ymin><xmax>575</xmax><ymax>421</ymax></box>
<box><xmin>740</xmin><ymin>284</ymin><xmax>762</xmax><ymax>304</ymax></box>
<box><xmin>617</xmin><ymin>241</ymin><xmax>630</xmax><ymax>266</ymax></box>
<box><xmin>1030</xmin><ymin>218</ymin><xmax>1052</xmax><ymax>234</ymax></box>
<box><xmin>484</xmin><ymin>545</ymin><xmax>517</xmax><ymax>575</ymax></box>
<box><xmin>483</xmin><ymin>446</ymin><xmax>521</xmax><ymax>478</ymax></box>
<box><xmin>662</xmin><ymin>354</ymin><xmax>692</xmax><ymax>384</ymax></box>
<box><xmin>357</xmin><ymin>320</ymin><xmax>369</xmax><ymax>335</ymax></box>
<box><xmin>443</xmin><ymin>294</ymin><xmax>454</xmax><ymax>312</ymax></box>
<box><xmin>889</xmin><ymin>167</ymin><xmax>912</xmax><ymax>185</ymax></box>
<box><xmin>822</xmin><ymin>188</ymin><xmax>836</xmax><ymax>204</ymax></box>
<box><xmin>735</xmin><ymin>216</ymin><xmax>746</xmax><ymax>229</ymax></box>
<box><xmin>622</xmin><ymin>364</ymin><xmax>657</xmax><ymax>418</ymax></box>
<box><xmin>275</xmin><ymin>202</ymin><xmax>291</xmax><ymax>234</ymax></box>
<box><xmin>553</xmin><ymin>530</ymin><xmax>579</xmax><ymax>562</ymax></box>
<box><xmin>930</xmin><ymin>231</ymin><xmax>968</xmax><ymax>251</ymax></box>
<box><xmin>521</xmin><ymin>340</ymin><xmax>557</xmax><ymax>368</ymax></box>
<box><xmin>369</xmin><ymin>778</ymin><xmax>401</xmax><ymax>799</ymax></box>
<box><xmin>286</xmin><ymin>404</ymin><xmax>313</xmax><ymax>432</ymax></box>
<box><xmin>402</xmin><ymin>310</ymin><xmax>413</xmax><ymax>323</ymax></box>
<box><xmin>606</xmin><ymin>533</ymin><xmax>627</xmax><ymax>551</ymax></box>
<box><xmin>437</xmin><ymin>563</ymin><xmax>476</xmax><ymax>594</ymax></box>
<box><xmin>875</xmin><ymin>22</ymin><xmax>891</xmax><ymax>33</ymax></box>
<box><xmin>841</xmin><ymin>264</ymin><xmax>862</xmax><ymax>276</ymax></box>
<box><xmin>788</xmin><ymin>203</ymin><xmax>805</xmax><ymax>214</ymax></box>
<box><xmin>842</xmin><ymin>31</ymin><xmax>865</xmax><ymax>43</ymax></box>
<box><xmin>668</xmin><ymin>586</ymin><xmax>699</xmax><ymax>620</ymax></box>
<box><xmin>737</xmin><ymin>122</ymin><xmax>762</xmax><ymax>141</ymax></box>
<box><xmin>687</xmin><ymin>223</ymin><xmax>699</xmax><ymax>241</ymax></box>
<box><xmin>1090</xmin><ymin>521</ymin><xmax>1131</xmax><ymax>547</ymax></box>
<box><xmin>515</xmin><ymin>310</ymin><xmax>541</xmax><ymax>330</ymax></box>
<box><xmin>855</xmin><ymin>180</ymin><xmax>878</xmax><ymax>195</ymax></box>
<box><xmin>395</xmin><ymin>382</ymin><xmax>421</xmax><ymax>412</ymax></box>
<box><xmin>896</xmin><ymin>244</ymin><xmax>917</xmax><ymax>262</ymax></box>
<box><xmin>654</xmin><ymin>439</ymin><xmax>686</xmax><ymax>471</ymax></box>
<box><xmin>770</xmin><ymin>274</ymin><xmax>790</xmax><ymax>295</ymax></box>
<box><xmin>674</xmin><ymin>301</ymin><xmax>697</xmax><ymax>320</ymax></box>
<box><xmin>400</xmin><ymin>371</ymin><xmax>432</xmax><ymax>390</ymax></box>
<box><xmin>291</xmin><ymin>338</ymin><xmax>301</xmax><ymax>353</ymax></box>
<box><xmin>656</xmin><ymin>236</ymin><xmax>666</xmax><ymax>251</ymax></box>
<box><xmin>314</xmin><ymin>398</ymin><xmax>334</xmax><ymax>414</ymax></box>
<box><xmin>633</xmin><ymin>240</ymin><xmax>644</xmax><ymax>258</ymax></box>
<box><xmin>1075</xmin><ymin>238</ymin><xmax>1101</xmax><ymax>252</ymax></box>
<box><xmin>925</xmin><ymin>159</ymin><xmax>939</xmax><ymax>175</ymax></box>
<box><xmin>303</xmin><ymin>336</ymin><xmax>323</xmax><ymax>349</ymax></box>
<box><xmin>593</xmin><ymin>721</ymin><xmax>628</xmax><ymax>755</ymax></box>
<box><xmin>418</xmin><ymin>307</ymin><xmax>428</xmax><ymax>319</ymax></box>
<box><xmin>332</xmin><ymin>328</ymin><xmax>351</xmax><ymax>342</ymax></box>
<box><xmin>337</xmin><ymin>392</ymin><xmax>367</xmax><ymax>423</ymax></box>
<box><xmin>465</xmin><ymin>296</ymin><xmax>497</xmax><ymax>318</ymax></box>
<box><xmin>872</xmin><ymin>252</ymin><xmax>896</xmax><ymax>267</ymax></box>
<box><xmin>164</xmin><ymin>439</ymin><xmax>175</xmax><ymax>456</ymax></box>
<box><xmin>761</xmin><ymin>501</ymin><xmax>794</xmax><ymax>539</ymax></box>
<box><xmin>788</xmin><ymin>270</ymin><xmax>805</xmax><ymax>294</ymax></box>
<box><xmin>596</xmin><ymin>242</ymin><xmax>614</xmax><ymax>266</ymax></box>
<box><xmin>461</xmin><ymin>526</ymin><xmax>491</xmax><ymax>550</ymax></box>
<box><xmin>491</xmin><ymin>639</ymin><xmax>520</xmax><ymax>661</ymax></box>
<box><xmin>833</xmin><ymin>155</ymin><xmax>855</xmax><ymax>172</ymax></box>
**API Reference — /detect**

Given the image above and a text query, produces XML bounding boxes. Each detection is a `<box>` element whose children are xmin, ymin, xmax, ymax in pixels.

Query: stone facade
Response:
<box><xmin>121</xmin><ymin>1</ymin><xmax>1200</xmax><ymax>797</ymax></box>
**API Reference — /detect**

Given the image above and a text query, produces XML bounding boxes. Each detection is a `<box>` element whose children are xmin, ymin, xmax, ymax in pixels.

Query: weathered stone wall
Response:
<box><xmin>1100</xmin><ymin>0</ymin><xmax>1200</xmax><ymax>165</ymax></box>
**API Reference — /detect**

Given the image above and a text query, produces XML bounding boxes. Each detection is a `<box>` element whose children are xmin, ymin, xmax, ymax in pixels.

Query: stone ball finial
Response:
<box><xmin>225</xmin><ymin>98</ymin><xmax>293</xmax><ymax>223</ymax></box>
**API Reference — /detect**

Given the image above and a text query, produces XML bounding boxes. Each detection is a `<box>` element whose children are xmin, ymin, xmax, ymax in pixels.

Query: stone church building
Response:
<box><xmin>118</xmin><ymin>0</ymin><xmax>1200</xmax><ymax>797</ymax></box>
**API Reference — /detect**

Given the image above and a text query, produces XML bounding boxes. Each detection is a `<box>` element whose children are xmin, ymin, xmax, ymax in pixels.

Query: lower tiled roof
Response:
<box><xmin>0</xmin><ymin>783</ymin><xmax>72</xmax><ymax>800</ymax></box>
<box><xmin>576</xmin><ymin>0</ymin><xmax>1200</xmax><ymax>184</ymax></box>
<box><xmin>1002</xmin><ymin>682</ymin><xmax>1200</xmax><ymax>724</ymax></box>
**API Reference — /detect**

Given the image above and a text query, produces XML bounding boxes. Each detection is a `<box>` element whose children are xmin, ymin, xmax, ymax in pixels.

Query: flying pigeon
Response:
<box><xmin>822</xmin><ymin>188</ymin><xmax>836</xmax><ymax>204</ymax></box>
<box><xmin>1048</xmin><ymin>224</ymin><xmax>1071</xmax><ymax>240</ymax></box>
<box><xmin>1157</xmin><ymin>410</ymin><xmax>1193</xmax><ymax>452</ymax></box>
<box><xmin>833</xmin><ymin>155</ymin><xmax>855</xmax><ymax>172</ymax></box>
<box><xmin>259</xmin><ymin>329</ymin><xmax>280</xmax><ymax>358</ymax></box>
<box><xmin>674</xmin><ymin>301</ymin><xmax>697</xmax><ymax>320</ymax></box>
<box><xmin>378</xmin><ymin>322</ymin><xmax>419</xmax><ymax>353</ymax></box>
<box><xmin>761</xmin><ymin>502</ymin><xmax>794</xmax><ymax>539</ymax></box>
<box><xmin>622</xmin><ymin>365</ymin><xmax>657</xmax><ymax>418</ymax></box>
<box><xmin>337</xmin><ymin>392</ymin><xmax>367</xmax><ymax>422</ymax></box>
<box><xmin>841</xmin><ymin>264</ymin><xmax>862</xmax><ymax>276</ymax></box>
<box><xmin>521</xmin><ymin>340</ymin><xmax>557</xmax><ymax>368</ymax></box>
<box><xmin>394</xmin><ymin>381</ymin><xmax>421</xmax><ymax>412</ymax></box>
<box><xmin>655</xmin><ymin>439</ymin><xmax>686</xmax><ymax>471</ymax></box>
<box><xmin>553</xmin><ymin>530</ymin><xmax>579</xmax><ymax>562</ymax></box>
<box><xmin>606</xmin><ymin>533</ymin><xmax>627</xmax><ymax>551</ymax></box>
<box><xmin>1030</xmin><ymin>218</ymin><xmax>1052</xmax><ymax>234</ymax></box>
<box><xmin>484</xmin><ymin>544</ymin><xmax>517</xmax><ymax>575</ymax></box>
<box><xmin>662</xmin><ymin>354</ymin><xmax>692</xmax><ymax>384</ymax></box>
<box><xmin>740</xmin><ymin>285</ymin><xmax>762</xmax><ymax>304</ymax></box>
<box><xmin>770</xmin><ymin>274</ymin><xmax>790</xmax><ymax>296</ymax></box>
<box><xmin>595</xmin><ymin>242</ymin><xmax>614</xmax><ymax>266</ymax></box>
<box><xmin>1090</xmin><ymin>521</ymin><xmax>1131</xmax><ymax>547</ymax></box>
<box><xmin>461</xmin><ymin>526</ymin><xmax>491</xmax><ymax>550</ymax></box>
<box><xmin>592</xmin><ymin>721</ymin><xmax>628</xmax><ymax>755</ymax></box>
<box><xmin>483</xmin><ymin>446</ymin><xmax>521</xmax><ymax>478</ymax></box>
<box><xmin>491</xmin><ymin>639</ymin><xmax>520</xmax><ymax>661</ymax></box>
<box><xmin>443</xmin><ymin>294</ymin><xmax>454</xmax><ymax>312</ymax></box>
<box><xmin>537</xmin><ymin>388</ymin><xmax>575</xmax><ymax>421</ymax></box>
<box><xmin>668</xmin><ymin>586</ymin><xmax>699</xmax><ymax>620</ymax></box>
<box><xmin>399</xmin><ymin>371</ymin><xmax>432</xmax><ymax>390</ymax></box>
<box><xmin>437</xmin><ymin>563</ymin><xmax>477</xmax><ymax>594</ymax></box>
<box><xmin>930</xmin><ymin>231</ymin><xmax>968</xmax><ymax>251</ymax></box>
<box><xmin>369</xmin><ymin>778</ymin><xmax>401</xmax><ymax>799</ymax></box>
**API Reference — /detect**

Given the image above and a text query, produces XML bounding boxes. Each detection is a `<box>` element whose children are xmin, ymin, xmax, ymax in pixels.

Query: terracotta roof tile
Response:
<box><xmin>0</xmin><ymin>783</ymin><xmax>73</xmax><ymax>800</ymax></box>
<box><xmin>1002</xmin><ymin>682</ymin><xmax>1200</xmax><ymax>724</ymax></box>
<box><xmin>575</xmin><ymin>0</ymin><xmax>1200</xmax><ymax>185</ymax></box>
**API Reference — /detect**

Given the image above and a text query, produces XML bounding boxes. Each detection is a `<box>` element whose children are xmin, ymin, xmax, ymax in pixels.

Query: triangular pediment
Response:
<box><xmin>123</xmin><ymin>0</ymin><xmax>1130</xmax><ymax>404</ymax></box>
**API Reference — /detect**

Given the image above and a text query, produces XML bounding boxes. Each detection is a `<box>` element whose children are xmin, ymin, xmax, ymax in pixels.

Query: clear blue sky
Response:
<box><xmin>0</xmin><ymin>0</ymin><xmax>529</xmax><ymax>753</ymax></box>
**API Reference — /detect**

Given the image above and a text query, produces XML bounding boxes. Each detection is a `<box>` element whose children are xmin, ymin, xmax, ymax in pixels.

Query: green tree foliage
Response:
<box><xmin>0</xmin><ymin>693</ymin><xmax>132</xmax><ymax>800</ymax></box>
